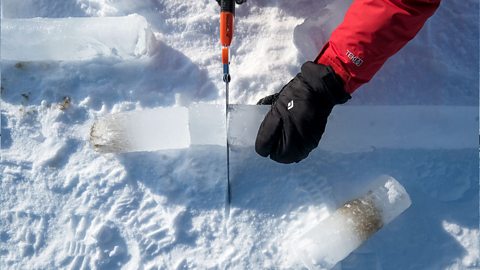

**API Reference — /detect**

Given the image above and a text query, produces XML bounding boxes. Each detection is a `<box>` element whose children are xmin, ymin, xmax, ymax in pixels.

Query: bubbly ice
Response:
<box><xmin>91</xmin><ymin>104</ymin><xmax>227</xmax><ymax>153</ymax></box>
<box><xmin>91</xmin><ymin>107</ymin><xmax>191</xmax><ymax>153</ymax></box>
<box><xmin>294</xmin><ymin>175</ymin><xmax>412</xmax><ymax>269</ymax></box>
<box><xmin>1</xmin><ymin>14</ymin><xmax>153</xmax><ymax>61</ymax></box>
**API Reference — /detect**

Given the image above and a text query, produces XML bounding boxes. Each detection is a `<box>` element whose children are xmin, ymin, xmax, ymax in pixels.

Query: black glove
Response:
<box><xmin>255</xmin><ymin>61</ymin><xmax>351</xmax><ymax>164</ymax></box>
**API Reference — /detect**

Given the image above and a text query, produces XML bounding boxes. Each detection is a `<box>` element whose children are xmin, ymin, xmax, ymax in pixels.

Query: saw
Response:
<box><xmin>218</xmin><ymin>0</ymin><xmax>246</xmax><ymax>216</ymax></box>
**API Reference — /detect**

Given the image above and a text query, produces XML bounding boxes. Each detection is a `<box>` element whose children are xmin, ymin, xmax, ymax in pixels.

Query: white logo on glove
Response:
<box><xmin>287</xmin><ymin>100</ymin><xmax>294</xmax><ymax>110</ymax></box>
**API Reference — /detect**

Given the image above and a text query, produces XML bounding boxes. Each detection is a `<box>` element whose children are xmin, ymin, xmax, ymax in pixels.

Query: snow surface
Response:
<box><xmin>1</xmin><ymin>0</ymin><xmax>479</xmax><ymax>269</ymax></box>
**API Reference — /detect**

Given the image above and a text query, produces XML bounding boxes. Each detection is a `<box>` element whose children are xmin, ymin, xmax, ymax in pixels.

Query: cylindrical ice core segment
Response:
<box><xmin>294</xmin><ymin>175</ymin><xmax>411</xmax><ymax>270</ymax></box>
<box><xmin>1</xmin><ymin>14</ymin><xmax>153</xmax><ymax>61</ymax></box>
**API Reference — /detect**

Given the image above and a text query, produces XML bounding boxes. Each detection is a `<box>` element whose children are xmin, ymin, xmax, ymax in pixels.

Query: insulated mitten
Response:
<box><xmin>255</xmin><ymin>61</ymin><xmax>351</xmax><ymax>164</ymax></box>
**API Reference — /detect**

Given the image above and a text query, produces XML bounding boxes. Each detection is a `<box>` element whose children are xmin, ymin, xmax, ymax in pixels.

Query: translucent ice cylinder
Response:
<box><xmin>295</xmin><ymin>175</ymin><xmax>412</xmax><ymax>270</ymax></box>
<box><xmin>1</xmin><ymin>14</ymin><xmax>154</xmax><ymax>61</ymax></box>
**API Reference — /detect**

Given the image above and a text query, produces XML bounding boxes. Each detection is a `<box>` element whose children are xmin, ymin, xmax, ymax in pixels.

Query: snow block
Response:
<box><xmin>1</xmin><ymin>14</ymin><xmax>154</xmax><ymax>61</ymax></box>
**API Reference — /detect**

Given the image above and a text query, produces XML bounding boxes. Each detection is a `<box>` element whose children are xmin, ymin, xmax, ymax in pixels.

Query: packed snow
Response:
<box><xmin>1</xmin><ymin>0</ymin><xmax>479</xmax><ymax>270</ymax></box>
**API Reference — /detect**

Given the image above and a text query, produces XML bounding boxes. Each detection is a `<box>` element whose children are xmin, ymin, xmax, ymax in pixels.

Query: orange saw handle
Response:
<box><xmin>219</xmin><ymin>0</ymin><xmax>245</xmax><ymax>83</ymax></box>
<box><xmin>220</xmin><ymin>0</ymin><xmax>235</xmax><ymax>47</ymax></box>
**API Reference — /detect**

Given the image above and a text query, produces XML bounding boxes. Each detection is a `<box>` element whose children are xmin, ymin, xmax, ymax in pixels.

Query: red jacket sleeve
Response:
<box><xmin>316</xmin><ymin>0</ymin><xmax>441</xmax><ymax>93</ymax></box>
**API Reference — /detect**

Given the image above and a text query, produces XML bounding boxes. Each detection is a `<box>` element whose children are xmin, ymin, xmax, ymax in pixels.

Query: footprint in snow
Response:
<box><xmin>57</xmin><ymin>215</ymin><xmax>129</xmax><ymax>270</ymax></box>
<box><xmin>110</xmin><ymin>186</ymin><xmax>178</xmax><ymax>262</ymax></box>
<box><xmin>296</xmin><ymin>176</ymin><xmax>336</xmax><ymax>209</ymax></box>
<box><xmin>3</xmin><ymin>210</ymin><xmax>48</xmax><ymax>262</ymax></box>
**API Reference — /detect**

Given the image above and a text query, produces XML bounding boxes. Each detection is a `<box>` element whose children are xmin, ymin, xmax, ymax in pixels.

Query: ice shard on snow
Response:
<box><xmin>1</xmin><ymin>14</ymin><xmax>154</xmax><ymax>61</ymax></box>
<box><xmin>294</xmin><ymin>175</ymin><xmax>412</xmax><ymax>270</ymax></box>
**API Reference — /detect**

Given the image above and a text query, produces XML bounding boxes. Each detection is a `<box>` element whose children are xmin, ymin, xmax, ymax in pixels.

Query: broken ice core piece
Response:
<box><xmin>294</xmin><ymin>175</ymin><xmax>412</xmax><ymax>270</ymax></box>
<box><xmin>1</xmin><ymin>14</ymin><xmax>153</xmax><ymax>61</ymax></box>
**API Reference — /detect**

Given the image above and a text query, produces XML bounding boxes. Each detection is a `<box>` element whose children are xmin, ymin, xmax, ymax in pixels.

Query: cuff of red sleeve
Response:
<box><xmin>315</xmin><ymin>42</ymin><xmax>356</xmax><ymax>94</ymax></box>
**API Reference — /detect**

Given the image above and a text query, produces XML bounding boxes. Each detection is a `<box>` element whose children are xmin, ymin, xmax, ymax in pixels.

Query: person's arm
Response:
<box><xmin>255</xmin><ymin>0</ymin><xmax>441</xmax><ymax>164</ymax></box>
<box><xmin>317</xmin><ymin>0</ymin><xmax>441</xmax><ymax>93</ymax></box>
